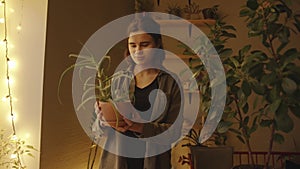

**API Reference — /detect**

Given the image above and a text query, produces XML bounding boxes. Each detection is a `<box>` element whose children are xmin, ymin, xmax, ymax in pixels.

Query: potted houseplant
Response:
<box><xmin>233</xmin><ymin>0</ymin><xmax>300</xmax><ymax>168</ymax></box>
<box><xmin>58</xmin><ymin>53</ymin><xmax>126</xmax><ymax>128</ymax></box>
<box><xmin>166</xmin><ymin>3</ymin><xmax>182</xmax><ymax>19</ymax></box>
<box><xmin>174</xmin><ymin>15</ymin><xmax>237</xmax><ymax>169</ymax></box>
<box><xmin>200</xmin><ymin>1</ymin><xmax>300</xmax><ymax>169</ymax></box>
<box><xmin>183</xmin><ymin>2</ymin><xmax>202</xmax><ymax>20</ymax></box>
<box><xmin>198</xmin><ymin>1</ymin><xmax>300</xmax><ymax>169</ymax></box>
<box><xmin>202</xmin><ymin>5</ymin><xmax>219</xmax><ymax>20</ymax></box>
<box><xmin>135</xmin><ymin>0</ymin><xmax>154</xmax><ymax>13</ymax></box>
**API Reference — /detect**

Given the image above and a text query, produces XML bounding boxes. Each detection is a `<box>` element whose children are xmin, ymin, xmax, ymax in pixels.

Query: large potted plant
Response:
<box><xmin>234</xmin><ymin>0</ymin><xmax>300</xmax><ymax>168</ymax></box>
<box><xmin>207</xmin><ymin>1</ymin><xmax>300</xmax><ymax>169</ymax></box>
<box><xmin>58</xmin><ymin>48</ymin><xmax>133</xmax><ymax>128</ymax></box>
<box><xmin>180</xmin><ymin>1</ymin><xmax>300</xmax><ymax>168</ymax></box>
<box><xmin>173</xmin><ymin>15</ymin><xmax>237</xmax><ymax>169</ymax></box>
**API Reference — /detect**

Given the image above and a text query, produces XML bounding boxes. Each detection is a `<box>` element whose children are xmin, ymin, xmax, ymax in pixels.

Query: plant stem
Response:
<box><xmin>234</xmin><ymin>98</ymin><xmax>255</xmax><ymax>167</ymax></box>
<box><xmin>264</xmin><ymin>122</ymin><xmax>275</xmax><ymax>169</ymax></box>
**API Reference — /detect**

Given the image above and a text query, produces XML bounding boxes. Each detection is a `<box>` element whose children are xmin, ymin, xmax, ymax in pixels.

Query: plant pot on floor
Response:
<box><xmin>190</xmin><ymin>146</ymin><xmax>233</xmax><ymax>169</ymax></box>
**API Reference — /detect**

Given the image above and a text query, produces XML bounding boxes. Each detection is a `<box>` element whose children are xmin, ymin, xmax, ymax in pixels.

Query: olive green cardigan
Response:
<box><xmin>94</xmin><ymin>69</ymin><xmax>183</xmax><ymax>169</ymax></box>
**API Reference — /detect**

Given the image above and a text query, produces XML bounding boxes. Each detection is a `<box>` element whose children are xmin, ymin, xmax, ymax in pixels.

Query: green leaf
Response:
<box><xmin>242</xmin><ymin>81</ymin><xmax>251</xmax><ymax>97</ymax></box>
<box><xmin>273</xmin><ymin>133</ymin><xmax>285</xmax><ymax>144</ymax></box>
<box><xmin>278</xmin><ymin>27</ymin><xmax>290</xmax><ymax>44</ymax></box>
<box><xmin>277</xmin><ymin>42</ymin><xmax>288</xmax><ymax>54</ymax></box>
<box><xmin>268</xmin><ymin>86</ymin><xmax>280</xmax><ymax>102</ymax></box>
<box><xmin>290</xmin><ymin>105</ymin><xmax>300</xmax><ymax>118</ymax></box>
<box><xmin>281</xmin><ymin>77</ymin><xmax>297</xmax><ymax>95</ymax></box>
<box><xmin>275</xmin><ymin>102</ymin><xmax>294</xmax><ymax>133</ymax></box>
<box><xmin>223</xmin><ymin>25</ymin><xmax>237</xmax><ymax>31</ymax></box>
<box><xmin>250</xmin><ymin>80</ymin><xmax>265</xmax><ymax>95</ymax></box>
<box><xmin>219</xmin><ymin>48</ymin><xmax>233</xmax><ymax>58</ymax></box>
<box><xmin>243</xmin><ymin>103</ymin><xmax>249</xmax><ymax>114</ymax></box>
<box><xmin>261</xmin><ymin>73</ymin><xmax>277</xmax><ymax>86</ymax></box>
<box><xmin>247</xmin><ymin>0</ymin><xmax>259</xmax><ymax>10</ymax></box>
<box><xmin>266</xmin><ymin>99</ymin><xmax>281</xmax><ymax>114</ymax></box>
<box><xmin>268</xmin><ymin>12</ymin><xmax>279</xmax><ymax>23</ymax></box>
<box><xmin>239</xmin><ymin>45</ymin><xmax>251</xmax><ymax>57</ymax></box>
<box><xmin>248</xmin><ymin>30</ymin><xmax>262</xmax><ymax>37</ymax></box>
<box><xmin>236</xmin><ymin>135</ymin><xmax>246</xmax><ymax>144</ymax></box>
<box><xmin>260</xmin><ymin>119</ymin><xmax>273</xmax><ymax>128</ymax></box>
<box><xmin>229</xmin><ymin>57</ymin><xmax>240</xmax><ymax>68</ymax></box>
<box><xmin>229</xmin><ymin>128</ymin><xmax>242</xmax><ymax>135</ymax></box>
<box><xmin>222</xmin><ymin>31</ymin><xmax>237</xmax><ymax>38</ymax></box>
<box><xmin>243</xmin><ymin>116</ymin><xmax>250</xmax><ymax>126</ymax></box>
<box><xmin>217</xmin><ymin>121</ymin><xmax>233</xmax><ymax>133</ymax></box>
<box><xmin>240</xmin><ymin>8</ymin><xmax>251</xmax><ymax>17</ymax></box>
<box><xmin>248</xmin><ymin>63</ymin><xmax>264</xmax><ymax>77</ymax></box>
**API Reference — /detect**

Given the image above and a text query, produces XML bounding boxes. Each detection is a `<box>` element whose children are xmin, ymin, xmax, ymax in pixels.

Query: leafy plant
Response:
<box><xmin>176</xmin><ymin>16</ymin><xmax>237</xmax><ymax>168</ymax></box>
<box><xmin>187</xmin><ymin>15</ymin><xmax>237</xmax><ymax>144</ymax></box>
<box><xmin>57</xmin><ymin>45</ymin><xmax>131</xmax><ymax>109</ymax></box>
<box><xmin>0</xmin><ymin>130</ymin><xmax>37</xmax><ymax>169</ymax></box>
<box><xmin>135</xmin><ymin>0</ymin><xmax>154</xmax><ymax>12</ymax></box>
<box><xmin>183</xmin><ymin>2</ymin><xmax>202</xmax><ymax>15</ymax></box>
<box><xmin>237</xmin><ymin>0</ymin><xmax>300</xmax><ymax>168</ymax></box>
<box><xmin>166</xmin><ymin>3</ymin><xmax>182</xmax><ymax>17</ymax></box>
<box><xmin>202</xmin><ymin>5</ymin><xmax>219</xmax><ymax>19</ymax></box>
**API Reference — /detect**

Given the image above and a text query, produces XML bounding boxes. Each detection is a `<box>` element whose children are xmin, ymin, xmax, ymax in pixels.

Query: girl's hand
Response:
<box><xmin>94</xmin><ymin>101</ymin><xmax>110</xmax><ymax>127</ymax></box>
<box><xmin>123</xmin><ymin>117</ymin><xmax>144</xmax><ymax>133</ymax></box>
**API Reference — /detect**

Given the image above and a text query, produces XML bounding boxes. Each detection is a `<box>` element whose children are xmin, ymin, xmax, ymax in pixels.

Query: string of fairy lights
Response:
<box><xmin>1</xmin><ymin>0</ymin><xmax>24</xmax><ymax>167</ymax></box>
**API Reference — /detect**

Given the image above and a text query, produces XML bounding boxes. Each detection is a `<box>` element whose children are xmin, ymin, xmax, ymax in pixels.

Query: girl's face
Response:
<box><xmin>128</xmin><ymin>31</ymin><xmax>160</xmax><ymax>66</ymax></box>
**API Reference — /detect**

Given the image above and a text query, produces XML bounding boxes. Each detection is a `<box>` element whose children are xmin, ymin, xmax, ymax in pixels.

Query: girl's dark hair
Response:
<box><xmin>124</xmin><ymin>13</ymin><xmax>165</xmax><ymax>66</ymax></box>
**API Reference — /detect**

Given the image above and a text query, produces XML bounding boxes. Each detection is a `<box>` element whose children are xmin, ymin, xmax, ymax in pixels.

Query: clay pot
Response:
<box><xmin>99</xmin><ymin>101</ymin><xmax>125</xmax><ymax>127</ymax></box>
<box><xmin>114</xmin><ymin>101</ymin><xmax>134</xmax><ymax>119</ymax></box>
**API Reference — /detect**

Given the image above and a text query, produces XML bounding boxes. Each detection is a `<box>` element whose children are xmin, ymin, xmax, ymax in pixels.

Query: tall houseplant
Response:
<box><xmin>206</xmin><ymin>1</ymin><xmax>300</xmax><ymax>168</ymax></box>
<box><xmin>237</xmin><ymin>0</ymin><xmax>300</xmax><ymax>168</ymax></box>
<box><xmin>182</xmin><ymin>1</ymin><xmax>300</xmax><ymax>168</ymax></box>
<box><xmin>176</xmin><ymin>15</ymin><xmax>237</xmax><ymax>169</ymax></box>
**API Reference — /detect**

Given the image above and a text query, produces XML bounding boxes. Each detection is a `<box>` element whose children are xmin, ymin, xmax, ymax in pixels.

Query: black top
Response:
<box><xmin>133</xmin><ymin>77</ymin><xmax>159</xmax><ymax>121</ymax></box>
<box><xmin>125</xmin><ymin>77</ymin><xmax>159</xmax><ymax>169</ymax></box>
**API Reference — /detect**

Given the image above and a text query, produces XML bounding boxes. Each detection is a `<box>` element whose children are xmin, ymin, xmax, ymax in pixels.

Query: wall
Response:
<box><xmin>41</xmin><ymin>1</ymin><xmax>135</xmax><ymax>168</ymax></box>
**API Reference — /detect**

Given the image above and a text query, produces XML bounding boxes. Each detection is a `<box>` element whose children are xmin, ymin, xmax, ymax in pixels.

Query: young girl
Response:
<box><xmin>94</xmin><ymin>14</ymin><xmax>183</xmax><ymax>169</ymax></box>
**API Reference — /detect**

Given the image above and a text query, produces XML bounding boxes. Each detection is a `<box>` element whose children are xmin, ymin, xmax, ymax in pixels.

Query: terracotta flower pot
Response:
<box><xmin>114</xmin><ymin>101</ymin><xmax>134</xmax><ymax>119</ymax></box>
<box><xmin>99</xmin><ymin>101</ymin><xmax>125</xmax><ymax>127</ymax></box>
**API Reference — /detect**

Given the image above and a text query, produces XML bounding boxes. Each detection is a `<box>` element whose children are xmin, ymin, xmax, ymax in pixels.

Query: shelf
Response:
<box><xmin>156</xmin><ymin>19</ymin><xmax>216</xmax><ymax>27</ymax></box>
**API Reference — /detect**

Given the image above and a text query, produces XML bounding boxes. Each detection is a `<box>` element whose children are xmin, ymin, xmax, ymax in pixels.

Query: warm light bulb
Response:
<box><xmin>0</xmin><ymin>18</ymin><xmax>4</xmax><ymax>23</ymax></box>
<box><xmin>8</xmin><ymin>59</ymin><xmax>16</xmax><ymax>69</ymax></box>
<box><xmin>1</xmin><ymin>96</ymin><xmax>8</xmax><ymax>102</ymax></box>
<box><xmin>16</xmin><ymin>25</ymin><xmax>22</xmax><ymax>30</ymax></box>
<box><xmin>9</xmin><ymin>8</ymin><xmax>15</xmax><ymax>13</ymax></box>
<box><xmin>11</xmin><ymin>134</ymin><xmax>18</xmax><ymax>141</ymax></box>
<box><xmin>24</xmin><ymin>133</ymin><xmax>30</xmax><ymax>139</ymax></box>
<box><xmin>6</xmin><ymin>78</ymin><xmax>14</xmax><ymax>85</ymax></box>
<box><xmin>10</xmin><ymin>154</ymin><xmax>17</xmax><ymax>159</ymax></box>
<box><xmin>0</xmin><ymin>40</ymin><xmax>5</xmax><ymax>46</ymax></box>
<box><xmin>8</xmin><ymin>113</ymin><xmax>17</xmax><ymax>122</ymax></box>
